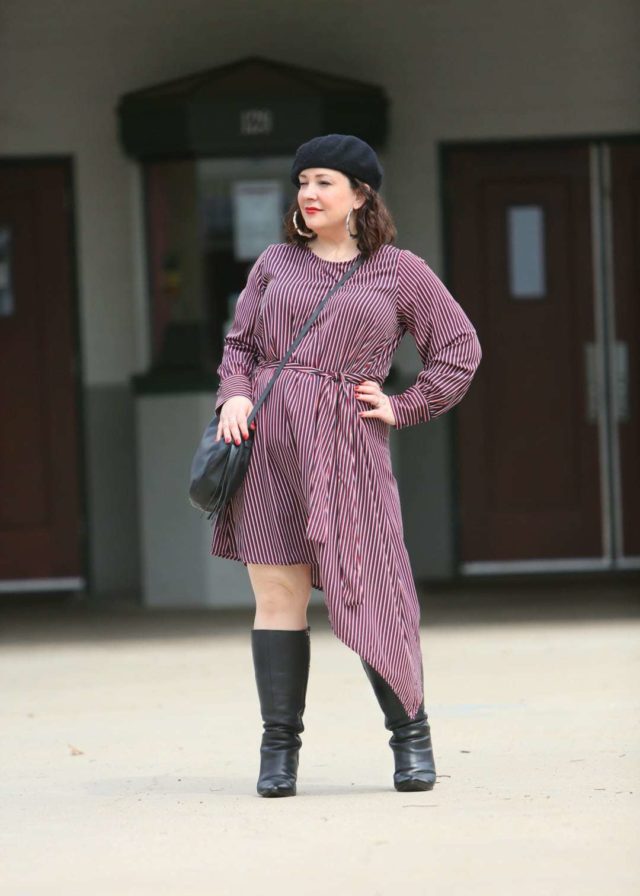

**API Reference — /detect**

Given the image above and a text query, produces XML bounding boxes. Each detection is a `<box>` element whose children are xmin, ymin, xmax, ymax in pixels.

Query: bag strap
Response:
<box><xmin>245</xmin><ymin>254</ymin><xmax>365</xmax><ymax>426</ymax></box>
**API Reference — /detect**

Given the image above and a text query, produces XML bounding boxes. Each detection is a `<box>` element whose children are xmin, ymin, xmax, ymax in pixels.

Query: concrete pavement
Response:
<box><xmin>1</xmin><ymin>579</ymin><xmax>638</xmax><ymax>895</ymax></box>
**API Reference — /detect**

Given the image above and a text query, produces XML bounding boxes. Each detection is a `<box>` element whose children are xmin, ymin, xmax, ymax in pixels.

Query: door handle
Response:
<box><xmin>614</xmin><ymin>341</ymin><xmax>629</xmax><ymax>423</ymax></box>
<box><xmin>585</xmin><ymin>340</ymin><xmax>630</xmax><ymax>425</ymax></box>
<box><xmin>584</xmin><ymin>342</ymin><xmax>598</xmax><ymax>424</ymax></box>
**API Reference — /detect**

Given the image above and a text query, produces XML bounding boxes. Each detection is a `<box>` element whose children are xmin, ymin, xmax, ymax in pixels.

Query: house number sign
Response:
<box><xmin>240</xmin><ymin>109</ymin><xmax>274</xmax><ymax>136</ymax></box>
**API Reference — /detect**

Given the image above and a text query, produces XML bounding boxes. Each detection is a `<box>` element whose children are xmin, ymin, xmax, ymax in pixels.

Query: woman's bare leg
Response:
<box><xmin>247</xmin><ymin>563</ymin><xmax>312</xmax><ymax>629</ymax></box>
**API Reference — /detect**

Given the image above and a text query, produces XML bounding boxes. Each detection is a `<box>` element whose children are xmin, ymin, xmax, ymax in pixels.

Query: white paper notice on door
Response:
<box><xmin>232</xmin><ymin>180</ymin><xmax>283</xmax><ymax>261</ymax></box>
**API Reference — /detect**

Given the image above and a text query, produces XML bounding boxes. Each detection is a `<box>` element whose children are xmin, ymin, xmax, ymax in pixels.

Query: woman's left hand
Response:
<box><xmin>355</xmin><ymin>380</ymin><xmax>396</xmax><ymax>426</ymax></box>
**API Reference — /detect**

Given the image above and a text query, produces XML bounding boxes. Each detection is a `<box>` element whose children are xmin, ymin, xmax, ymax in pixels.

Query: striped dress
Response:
<box><xmin>211</xmin><ymin>241</ymin><xmax>482</xmax><ymax>719</ymax></box>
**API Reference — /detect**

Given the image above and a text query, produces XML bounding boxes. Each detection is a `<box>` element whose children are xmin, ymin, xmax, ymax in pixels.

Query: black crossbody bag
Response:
<box><xmin>189</xmin><ymin>254</ymin><xmax>365</xmax><ymax>518</ymax></box>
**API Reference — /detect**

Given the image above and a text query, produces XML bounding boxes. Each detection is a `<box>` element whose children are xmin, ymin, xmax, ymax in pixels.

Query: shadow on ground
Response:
<box><xmin>1</xmin><ymin>572</ymin><xmax>638</xmax><ymax>646</ymax></box>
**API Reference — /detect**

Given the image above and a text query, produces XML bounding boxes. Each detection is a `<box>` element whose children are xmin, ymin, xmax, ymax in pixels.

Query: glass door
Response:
<box><xmin>143</xmin><ymin>156</ymin><xmax>294</xmax><ymax>380</ymax></box>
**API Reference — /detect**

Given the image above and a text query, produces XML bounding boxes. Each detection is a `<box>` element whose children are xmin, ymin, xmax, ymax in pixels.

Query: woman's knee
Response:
<box><xmin>247</xmin><ymin>563</ymin><xmax>312</xmax><ymax>615</ymax></box>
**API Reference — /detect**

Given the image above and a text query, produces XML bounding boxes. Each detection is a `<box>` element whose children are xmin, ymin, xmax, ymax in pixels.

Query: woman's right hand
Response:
<box><xmin>216</xmin><ymin>396</ymin><xmax>255</xmax><ymax>445</ymax></box>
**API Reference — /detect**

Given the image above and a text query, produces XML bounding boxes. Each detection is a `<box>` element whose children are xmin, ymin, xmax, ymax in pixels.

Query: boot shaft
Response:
<box><xmin>251</xmin><ymin>627</ymin><xmax>311</xmax><ymax>733</ymax></box>
<box><xmin>360</xmin><ymin>657</ymin><xmax>427</xmax><ymax>729</ymax></box>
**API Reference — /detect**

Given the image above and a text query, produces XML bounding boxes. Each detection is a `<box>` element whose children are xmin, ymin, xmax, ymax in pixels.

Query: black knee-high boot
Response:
<box><xmin>251</xmin><ymin>626</ymin><xmax>310</xmax><ymax>798</ymax></box>
<box><xmin>361</xmin><ymin>658</ymin><xmax>436</xmax><ymax>792</ymax></box>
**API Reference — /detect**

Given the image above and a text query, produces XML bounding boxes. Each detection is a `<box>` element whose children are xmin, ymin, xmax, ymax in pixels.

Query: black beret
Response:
<box><xmin>290</xmin><ymin>133</ymin><xmax>383</xmax><ymax>191</ymax></box>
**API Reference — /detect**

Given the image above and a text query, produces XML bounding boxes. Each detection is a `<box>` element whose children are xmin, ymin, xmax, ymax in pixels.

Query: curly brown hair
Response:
<box><xmin>283</xmin><ymin>177</ymin><xmax>397</xmax><ymax>259</ymax></box>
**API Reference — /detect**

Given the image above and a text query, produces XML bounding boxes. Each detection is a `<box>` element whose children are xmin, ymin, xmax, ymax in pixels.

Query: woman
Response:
<box><xmin>212</xmin><ymin>134</ymin><xmax>482</xmax><ymax>797</ymax></box>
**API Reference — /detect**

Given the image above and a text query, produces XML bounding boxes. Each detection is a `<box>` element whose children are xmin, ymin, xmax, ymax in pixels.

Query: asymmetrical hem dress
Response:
<box><xmin>210</xmin><ymin>241</ymin><xmax>482</xmax><ymax>719</ymax></box>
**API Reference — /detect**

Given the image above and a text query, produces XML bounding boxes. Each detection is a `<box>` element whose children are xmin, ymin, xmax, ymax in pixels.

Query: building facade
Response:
<box><xmin>1</xmin><ymin>1</ymin><xmax>638</xmax><ymax>602</ymax></box>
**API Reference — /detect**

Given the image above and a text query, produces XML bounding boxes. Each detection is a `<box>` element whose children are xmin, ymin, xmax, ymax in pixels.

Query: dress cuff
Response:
<box><xmin>388</xmin><ymin>388</ymin><xmax>431</xmax><ymax>430</ymax></box>
<box><xmin>214</xmin><ymin>375</ymin><xmax>253</xmax><ymax>416</ymax></box>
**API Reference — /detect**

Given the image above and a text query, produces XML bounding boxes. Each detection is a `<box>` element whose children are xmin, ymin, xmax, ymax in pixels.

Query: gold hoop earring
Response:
<box><xmin>346</xmin><ymin>208</ymin><xmax>358</xmax><ymax>239</ymax></box>
<box><xmin>293</xmin><ymin>209</ymin><xmax>315</xmax><ymax>239</ymax></box>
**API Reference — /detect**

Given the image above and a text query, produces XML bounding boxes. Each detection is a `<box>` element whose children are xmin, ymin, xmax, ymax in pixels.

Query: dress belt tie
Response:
<box><xmin>256</xmin><ymin>360</ymin><xmax>376</xmax><ymax>607</ymax></box>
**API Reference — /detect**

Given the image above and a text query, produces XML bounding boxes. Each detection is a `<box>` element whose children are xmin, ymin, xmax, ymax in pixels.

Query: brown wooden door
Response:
<box><xmin>0</xmin><ymin>161</ymin><xmax>84</xmax><ymax>587</ymax></box>
<box><xmin>446</xmin><ymin>143</ymin><xmax>602</xmax><ymax>567</ymax></box>
<box><xmin>610</xmin><ymin>143</ymin><xmax>640</xmax><ymax>560</ymax></box>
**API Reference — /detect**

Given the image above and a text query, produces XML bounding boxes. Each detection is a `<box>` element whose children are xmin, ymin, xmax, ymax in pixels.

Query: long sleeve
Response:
<box><xmin>214</xmin><ymin>247</ymin><xmax>270</xmax><ymax>416</ymax></box>
<box><xmin>388</xmin><ymin>249</ymin><xmax>482</xmax><ymax>429</ymax></box>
